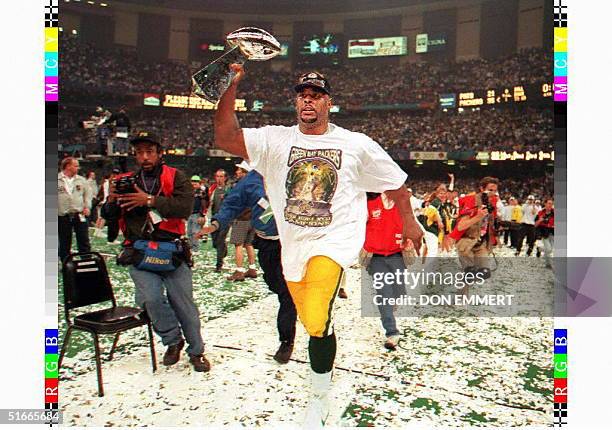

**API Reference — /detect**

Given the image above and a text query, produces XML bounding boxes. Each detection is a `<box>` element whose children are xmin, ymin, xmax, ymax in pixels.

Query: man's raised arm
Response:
<box><xmin>385</xmin><ymin>185</ymin><xmax>424</xmax><ymax>254</ymax></box>
<box><xmin>214</xmin><ymin>63</ymin><xmax>248</xmax><ymax>159</ymax></box>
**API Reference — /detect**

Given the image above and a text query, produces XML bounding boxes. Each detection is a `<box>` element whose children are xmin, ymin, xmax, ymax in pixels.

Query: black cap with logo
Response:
<box><xmin>130</xmin><ymin>130</ymin><xmax>161</xmax><ymax>147</ymax></box>
<box><xmin>294</xmin><ymin>72</ymin><xmax>331</xmax><ymax>96</ymax></box>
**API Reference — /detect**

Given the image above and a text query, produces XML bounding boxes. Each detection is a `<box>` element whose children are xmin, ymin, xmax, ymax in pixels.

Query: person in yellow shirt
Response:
<box><xmin>509</xmin><ymin>198</ymin><xmax>523</xmax><ymax>249</ymax></box>
<box><xmin>420</xmin><ymin>202</ymin><xmax>444</xmax><ymax>244</ymax></box>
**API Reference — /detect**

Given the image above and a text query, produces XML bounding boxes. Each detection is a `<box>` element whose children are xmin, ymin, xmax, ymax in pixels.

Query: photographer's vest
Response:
<box><xmin>363</xmin><ymin>195</ymin><xmax>403</xmax><ymax>256</ymax></box>
<box><xmin>448</xmin><ymin>192</ymin><xmax>497</xmax><ymax>246</ymax></box>
<box><xmin>117</xmin><ymin>165</ymin><xmax>185</xmax><ymax>236</ymax></box>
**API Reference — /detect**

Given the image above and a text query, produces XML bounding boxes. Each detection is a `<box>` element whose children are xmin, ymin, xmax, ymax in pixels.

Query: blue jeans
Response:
<box><xmin>543</xmin><ymin>235</ymin><xmax>554</xmax><ymax>266</ymax></box>
<box><xmin>129</xmin><ymin>263</ymin><xmax>204</xmax><ymax>355</ymax></box>
<box><xmin>187</xmin><ymin>214</ymin><xmax>201</xmax><ymax>252</ymax></box>
<box><xmin>366</xmin><ymin>253</ymin><xmax>407</xmax><ymax>337</ymax></box>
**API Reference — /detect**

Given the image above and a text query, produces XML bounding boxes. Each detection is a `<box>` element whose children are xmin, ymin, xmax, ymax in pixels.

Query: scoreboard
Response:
<box><xmin>450</xmin><ymin>83</ymin><xmax>553</xmax><ymax>108</ymax></box>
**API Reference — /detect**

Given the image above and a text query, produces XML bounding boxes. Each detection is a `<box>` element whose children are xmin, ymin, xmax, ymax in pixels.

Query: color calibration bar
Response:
<box><xmin>553</xmin><ymin>0</ymin><xmax>567</xmax><ymax>102</ymax></box>
<box><xmin>553</xmin><ymin>0</ymin><xmax>567</xmax><ymax>262</ymax></box>
<box><xmin>45</xmin><ymin>0</ymin><xmax>59</xmax><ymax>423</ymax></box>
<box><xmin>554</xmin><ymin>329</ymin><xmax>567</xmax><ymax>427</ymax></box>
<box><xmin>44</xmin><ymin>3</ymin><xmax>59</xmax><ymax>320</ymax></box>
<box><xmin>553</xmin><ymin>0</ymin><xmax>567</xmax><ymax>423</ymax></box>
<box><xmin>45</xmin><ymin>329</ymin><xmax>59</xmax><ymax>424</ymax></box>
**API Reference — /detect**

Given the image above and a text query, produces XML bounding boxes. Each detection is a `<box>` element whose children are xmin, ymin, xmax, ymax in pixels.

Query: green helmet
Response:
<box><xmin>191</xmin><ymin>175</ymin><xmax>201</xmax><ymax>182</ymax></box>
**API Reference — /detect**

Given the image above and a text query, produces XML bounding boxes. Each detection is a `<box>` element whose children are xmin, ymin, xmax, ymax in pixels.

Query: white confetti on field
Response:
<box><xmin>60</xmin><ymin>237</ymin><xmax>553</xmax><ymax>428</ymax></box>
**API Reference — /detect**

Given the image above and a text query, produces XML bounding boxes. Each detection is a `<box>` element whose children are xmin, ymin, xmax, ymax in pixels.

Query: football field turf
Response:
<box><xmin>59</xmin><ymin>235</ymin><xmax>552</xmax><ymax>427</ymax></box>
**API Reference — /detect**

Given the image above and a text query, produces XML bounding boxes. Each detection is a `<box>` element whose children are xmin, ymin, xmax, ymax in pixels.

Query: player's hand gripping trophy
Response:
<box><xmin>191</xmin><ymin>27</ymin><xmax>281</xmax><ymax>103</ymax></box>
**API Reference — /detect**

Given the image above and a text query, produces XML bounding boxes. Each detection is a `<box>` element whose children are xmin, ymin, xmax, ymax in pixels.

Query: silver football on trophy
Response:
<box><xmin>191</xmin><ymin>27</ymin><xmax>281</xmax><ymax>103</ymax></box>
<box><xmin>226</xmin><ymin>27</ymin><xmax>281</xmax><ymax>61</ymax></box>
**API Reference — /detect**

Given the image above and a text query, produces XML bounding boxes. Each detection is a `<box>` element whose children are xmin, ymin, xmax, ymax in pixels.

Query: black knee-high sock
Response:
<box><xmin>309</xmin><ymin>332</ymin><xmax>336</xmax><ymax>373</ymax></box>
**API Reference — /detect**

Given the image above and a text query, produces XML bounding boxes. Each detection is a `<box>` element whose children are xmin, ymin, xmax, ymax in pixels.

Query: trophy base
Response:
<box><xmin>191</xmin><ymin>46</ymin><xmax>248</xmax><ymax>103</ymax></box>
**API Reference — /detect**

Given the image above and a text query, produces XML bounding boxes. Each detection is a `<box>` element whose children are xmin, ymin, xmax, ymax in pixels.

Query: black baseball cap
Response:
<box><xmin>294</xmin><ymin>72</ymin><xmax>331</xmax><ymax>96</ymax></box>
<box><xmin>130</xmin><ymin>130</ymin><xmax>161</xmax><ymax>147</ymax></box>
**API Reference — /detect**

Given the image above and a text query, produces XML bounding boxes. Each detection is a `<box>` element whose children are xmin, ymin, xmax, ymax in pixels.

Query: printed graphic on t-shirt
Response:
<box><xmin>284</xmin><ymin>146</ymin><xmax>341</xmax><ymax>227</ymax></box>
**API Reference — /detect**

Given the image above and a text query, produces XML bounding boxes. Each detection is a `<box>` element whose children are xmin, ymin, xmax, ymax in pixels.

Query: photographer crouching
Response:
<box><xmin>102</xmin><ymin>131</ymin><xmax>210</xmax><ymax>372</ymax></box>
<box><xmin>448</xmin><ymin>177</ymin><xmax>500</xmax><ymax>294</ymax></box>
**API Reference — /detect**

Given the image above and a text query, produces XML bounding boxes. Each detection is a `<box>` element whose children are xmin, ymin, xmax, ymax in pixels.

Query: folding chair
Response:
<box><xmin>59</xmin><ymin>252</ymin><xmax>157</xmax><ymax>396</ymax></box>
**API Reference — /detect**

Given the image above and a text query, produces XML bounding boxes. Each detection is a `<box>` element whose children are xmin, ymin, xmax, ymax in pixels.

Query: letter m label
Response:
<box><xmin>45</xmin><ymin>77</ymin><xmax>58</xmax><ymax>101</ymax></box>
<box><xmin>554</xmin><ymin>77</ymin><xmax>567</xmax><ymax>102</ymax></box>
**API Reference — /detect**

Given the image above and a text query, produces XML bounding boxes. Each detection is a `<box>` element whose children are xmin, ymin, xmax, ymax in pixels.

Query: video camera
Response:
<box><xmin>481</xmin><ymin>192</ymin><xmax>495</xmax><ymax>213</ymax></box>
<box><xmin>79</xmin><ymin>107</ymin><xmax>111</xmax><ymax>130</ymax></box>
<box><xmin>113</xmin><ymin>175</ymin><xmax>137</xmax><ymax>194</ymax></box>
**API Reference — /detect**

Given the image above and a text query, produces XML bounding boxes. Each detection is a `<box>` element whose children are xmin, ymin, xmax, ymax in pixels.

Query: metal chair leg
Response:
<box><xmin>92</xmin><ymin>332</ymin><xmax>104</xmax><ymax>397</ymax></box>
<box><xmin>108</xmin><ymin>333</ymin><xmax>120</xmax><ymax>361</ymax></box>
<box><xmin>147</xmin><ymin>322</ymin><xmax>157</xmax><ymax>373</ymax></box>
<box><xmin>58</xmin><ymin>326</ymin><xmax>73</xmax><ymax>368</ymax></box>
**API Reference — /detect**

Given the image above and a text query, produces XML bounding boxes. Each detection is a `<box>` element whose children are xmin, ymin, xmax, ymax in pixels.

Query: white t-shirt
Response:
<box><xmin>500</xmin><ymin>204</ymin><xmax>513</xmax><ymax>222</ymax></box>
<box><xmin>243</xmin><ymin>123</ymin><xmax>407</xmax><ymax>281</ymax></box>
<box><xmin>521</xmin><ymin>203</ymin><xmax>538</xmax><ymax>224</ymax></box>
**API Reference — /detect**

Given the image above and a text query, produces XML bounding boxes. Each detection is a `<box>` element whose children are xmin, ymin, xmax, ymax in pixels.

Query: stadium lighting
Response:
<box><xmin>416</xmin><ymin>160</ymin><xmax>424</xmax><ymax>165</ymax></box>
<box><xmin>72</xmin><ymin>29</ymin><xmax>78</xmax><ymax>35</ymax></box>
<box><xmin>225</xmin><ymin>157</ymin><xmax>232</xmax><ymax>161</ymax></box>
<box><xmin>100</xmin><ymin>2</ymin><xmax>108</xmax><ymax>6</ymax></box>
<box><xmin>447</xmin><ymin>160</ymin><xmax>455</xmax><ymax>166</ymax></box>
<box><xmin>59</xmin><ymin>27</ymin><xmax>63</xmax><ymax>32</ymax></box>
<box><xmin>87</xmin><ymin>1</ymin><xmax>95</xmax><ymax>4</ymax></box>
<box><xmin>480</xmin><ymin>160</ymin><xmax>489</xmax><ymax>166</ymax></box>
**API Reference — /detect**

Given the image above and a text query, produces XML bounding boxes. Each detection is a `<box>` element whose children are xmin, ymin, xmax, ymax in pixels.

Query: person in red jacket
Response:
<box><xmin>362</xmin><ymin>192</ymin><xmax>416</xmax><ymax>350</ymax></box>
<box><xmin>535</xmin><ymin>198</ymin><xmax>554</xmax><ymax>268</ymax></box>
<box><xmin>102</xmin><ymin>131</ymin><xmax>210</xmax><ymax>372</ymax></box>
<box><xmin>448</xmin><ymin>177</ymin><xmax>500</xmax><ymax>288</ymax></box>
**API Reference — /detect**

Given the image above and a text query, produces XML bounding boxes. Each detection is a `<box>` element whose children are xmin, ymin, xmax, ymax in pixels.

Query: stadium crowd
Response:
<box><xmin>60</xmin><ymin>105</ymin><xmax>552</xmax><ymax>156</ymax></box>
<box><xmin>60</xmin><ymin>33</ymin><xmax>551</xmax><ymax>107</ymax></box>
<box><xmin>342</xmin><ymin>107</ymin><xmax>552</xmax><ymax>153</ymax></box>
<box><xmin>406</xmin><ymin>173</ymin><xmax>553</xmax><ymax>204</ymax></box>
<box><xmin>59</xmin><ymin>32</ymin><xmax>553</xmax><ymax>156</ymax></box>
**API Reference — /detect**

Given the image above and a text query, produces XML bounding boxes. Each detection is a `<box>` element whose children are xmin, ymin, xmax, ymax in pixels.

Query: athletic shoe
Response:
<box><xmin>227</xmin><ymin>270</ymin><xmax>246</xmax><ymax>281</ymax></box>
<box><xmin>384</xmin><ymin>335</ymin><xmax>400</xmax><ymax>351</ymax></box>
<box><xmin>273</xmin><ymin>342</ymin><xmax>294</xmax><ymax>364</ymax></box>
<box><xmin>536</xmin><ymin>248</ymin><xmax>541</xmax><ymax>258</ymax></box>
<box><xmin>245</xmin><ymin>268</ymin><xmax>258</xmax><ymax>278</ymax></box>
<box><xmin>188</xmin><ymin>354</ymin><xmax>211</xmax><ymax>372</ymax></box>
<box><xmin>338</xmin><ymin>288</ymin><xmax>348</xmax><ymax>299</ymax></box>
<box><xmin>215</xmin><ymin>265</ymin><xmax>223</xmax><ymax>273</ymax></box>
<box><xmin>303</xmin><ymin>370</ymin><xmax>331</xmax><ymax>429</ymax></box>
<box><xmin>162</xmin><ymin>339</ymin><xmax>185</xmax><ymax>366</ymax></box>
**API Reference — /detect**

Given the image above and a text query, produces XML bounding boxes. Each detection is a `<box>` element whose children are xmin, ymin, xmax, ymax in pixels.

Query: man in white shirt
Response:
<box><xmin>213</xmin><ymin>65</ymin><xmax>423</xmax><ymax>427</ymax></box>
<box><xmin>499</xmin><ymin>198</ymin><xmax>512</xmax><ymax>246</ymax></box>
<box><xmin>58</xmin><ymin>157</ymin><xmax>91</xmax><ymax>262</ymax></box>
<box><xmin>517</xmin><ymin>194</ymin><xmax>538</xmax><ymax>256</ymax></box>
